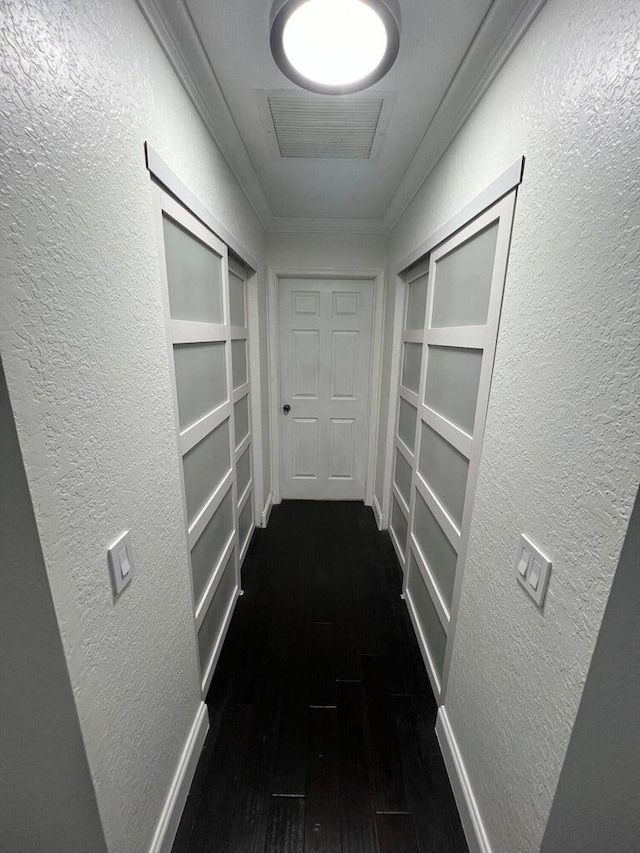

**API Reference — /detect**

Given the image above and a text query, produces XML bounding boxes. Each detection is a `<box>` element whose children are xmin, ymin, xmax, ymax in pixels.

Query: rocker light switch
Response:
<box><xmin>515</xmin><ymin>534</ymin><xmax>551</xmax><ymax>608</ymax></box>
<box><xmin>108</xmin><ymin>530</ymin><xmax>134</xmax><ymax>596</ymax></box>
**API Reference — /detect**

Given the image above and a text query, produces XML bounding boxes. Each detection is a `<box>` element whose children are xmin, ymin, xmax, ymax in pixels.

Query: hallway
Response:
<box><xmin>174</xmin><ymin>501</ymin><xmax>468</xmax><ymax>853</ymax></box>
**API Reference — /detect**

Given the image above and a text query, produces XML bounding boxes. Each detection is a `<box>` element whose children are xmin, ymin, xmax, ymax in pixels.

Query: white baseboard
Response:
<box><xmin>372</xmin><ymin>493</ymin><xmax>384</xmax><ymax>530</ymax></box>
<box><xmin>436</xmin><ymin>707</ymin><xmax>493</xmax><ymax>853</ymax></box>
<box><xmin>148</xmin><ymin>701</ymin><xmax>209</xmax><ymax>853</ymax></box>
<box><xmin>261</xmin><ymin>490</ymin><xmax>273</xmax><ymax>528</ymax></box>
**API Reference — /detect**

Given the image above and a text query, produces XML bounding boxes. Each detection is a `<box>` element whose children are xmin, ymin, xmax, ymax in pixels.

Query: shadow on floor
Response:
<box><xmin>173</xmin><ymin>500</ymin><xmax>468</xmax><ymax>853</ymax></box>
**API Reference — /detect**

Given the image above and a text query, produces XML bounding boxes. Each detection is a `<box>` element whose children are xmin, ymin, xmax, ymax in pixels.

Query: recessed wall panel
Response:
<box><xmin>332</xmin><ymin>291</ymin><xmax>360</xmax><ymax>317</ymax></box>
<box><xmin>391</xmin><ymin>497</ymin><xmax>408</xmax><ymax>557</ymax></box>
<box><xmin>329</xmin><ymin>419</ymin><xmax>355</xmax><ymax>479</ymax></box>
<box><xmin>182</xmin><ymin>420</ymin><xmax>231</xmax><ymax>525</ymax></box>
<box><xmin>394</xmin><ymin>449</ymin><xmax>412</xmax><ymax>507</ymax></box>
<box><xmin>293</xmin><ymin>418</ymin><xmax>318</xmax><ymax>478</ymax></box>
<box><xmin>237</xmin><ymin>446</ymin><xmax>251</xmax><ymax>499</ymax></box>
<box><xmin>431</xmin><ymin>223</ymin><xmax>498</xmax><ymax>328</ymax></box>
<box><xmin>413</xmin><ymin>490</ymin><xmax>457</xmax><ymax>607</ymax></box>
<box><xmin>397</xmin><ymin>398</ymin><xmax>417</xmax><ymax>453</ymax></box>
<box><xmin>231</xmin><ymin>339</ymin><xmax>247</xmax><ymax>389</ymax></box>
<box><xmin>174</xmin><ymin>342</ymin><xmax>227</xmax><ymax>430</ymax></box>
<box><xmin>292</xmin><ymin>291</ymin><xmax>319</xmax><ymax>316</ymax></box>
<box><xmin>293</xmin><ymin>330</ymin><xmax>319</xmax><ymax>398</ymax></box>
<box><xmin>407</xmin><ymin>552</ymin><xmax>447</xmax><ymax>680</ymax></box>
<box><xmin>405</xmin><ymin>272</ymin><xmax>428</xmax><ymax>331</ymax></box>
<box><xmin>418</xmin><ymin>424</ymin><xmax>469</xmax><ymax>529</ymax></box>
<box><xmin>190</xmin><ymin>488</ymin><xmax>234</xmax><ymax>606</ymax></box>
<box><xmin>424</xmin><ymin>346</ymin><xmax>482</xmax><ymax>435</ymax></box>
<box><xmin>331</xmin><ymin>331</ymin><xmax>358</xmax><ymax>399</ymax></box>
<box><xmin>233</xmin><ymin>394</ymin><xmax>249</xmax><ymax>448</ymax></box>
<box><xmin>229</xmin><ymin>270</ymin><xmax>246</xmax><ymax>327</ymax></box>
<box><xmin>238</xmin><ymin>499</ymin><xmax>252</xmax><ymax>550</ymax></box>
<box><xmin>163</xmin><ymin>215</ymin><xmax>223</xmax><ymax>324</ymax></box>
<box><xmin>401</xmin><ymin>342</ymin><xmax>422</xmax><ymax>393</ymax></box>
<box><xmin>197</xmin><ymin>553</ymin><xmax>236</xmax><ymax>677</ymax></box>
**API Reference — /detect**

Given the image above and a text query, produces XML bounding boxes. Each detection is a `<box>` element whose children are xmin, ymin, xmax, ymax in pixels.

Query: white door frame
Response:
<box><xmin>268</xmin><ymin>266</ymin><xmax>386</xmax><ymax>507</ymax></box>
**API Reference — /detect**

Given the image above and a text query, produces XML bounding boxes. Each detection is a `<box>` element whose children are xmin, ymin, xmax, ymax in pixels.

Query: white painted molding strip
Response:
<box><xmin>145</xmin><ymin>142</ymin><xmax>258</xmax><ymax>272</ymax></box>
<box><xmin>436</xmin><ymin>707</ymin><xmax>493</xmax><ymax>853</ymax></box>
<box><xmin>148</xmin><ymin>701</ymin><xmax>209</xmax><ymax>853</ymax></box>
<box><xmin>261</xmin><ymin>490</ymin><xmax>273</xmax><ymax>528</ymax></box>
<box><xmin>396</xmin><ymin>157</ymin><xmax>525</xmax><ymax>275</ymax></box>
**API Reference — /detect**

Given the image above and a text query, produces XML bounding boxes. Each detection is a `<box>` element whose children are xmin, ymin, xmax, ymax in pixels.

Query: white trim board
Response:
<box><xmin>145</xmin><ymin>143</ymin><xmax>258</xmax><ymax>272</ymax></box>
<box><xmin>148</xmin><ymin>702</ymin><xmax>209</xmax><ymax>853</ymax></box>
<box><xmin>372</xmin><ymin>493</ymin><xmax>384</xmax><ymax>531</ymax></box>
<box><xmin>436</xmin><ymin>707</ymin><xmax>493</xmax><ymax>853</ymax></box>
<box><xmin>261</xmin><ymin>490</ymin><xmax>273</xmax><ymax>528</ymax></box>
<box><xmin>396</xmin><ymin>157</ymin><xmax>525</xmax><ymax>275</ymax></box>
<box><xmin>267</xmin><ymin>267</ymin><xmax>385</xmax><ymax>505</ymax></box>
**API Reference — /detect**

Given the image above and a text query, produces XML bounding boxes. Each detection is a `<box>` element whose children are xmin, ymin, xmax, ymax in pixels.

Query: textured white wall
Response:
<box><xmin>381</xmin><ymin>0</ymin><xmax>640</xmax><ymax>849</ymax></box>
<box><xmin>0</xmin><ymin>361</ymin><xmax>108</xmax><ymax>853</ymax></box>
<box><xmin>0</xmin><ymin>0</ymin><xmax>265</xmax><ymax>850</ymax></box>
<box><xmin>267</xmin><ymin>231</ymin><xmax>389</xmax><ymax>271</ymax></box>
<box><xmin>540</xmin><ymin>487</ymin><xmax>640</xmax><ymax>852</ymax></box>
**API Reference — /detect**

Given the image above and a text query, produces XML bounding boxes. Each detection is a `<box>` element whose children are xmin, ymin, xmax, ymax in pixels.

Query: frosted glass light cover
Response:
<box><xmin>173</xmin><ymin>342</ymin><xmax>227</xmax><ymax>430</ymax></box>
<box><xmin>282</xmin><ymin>0</ymin><xmax>387</xmax><ymax>87</ymax></box>
<box><xmin>397</xmin><ymin>398</ymin><xmax>417</xmax><ymax>452</ymax></box>
<box><xmin>393</xmin><ymin>449</ymin><xmax>412</xmax><ymax>506</ymax></box>
<box><xmin>182</xmin><ymin>421</ymin><xmax>231</xmax><ymax>525</ymax></box>
<box><xmin>413</xmin><ymin>490</ymin><xmax>457</xmax><ymax>607</ymax></box>
<box><xmin>405</xmin><ymin>272</ymin><xmax>428</xmax><ymax>330</ymax></box>
<box><xmin>402</xmin><ymin>343</ymin><xmax>422</xmax><ymax>393</ymax></box>
<box><xmin>431</xmin><ymin>223</ymin><xmax>498</xmax><ymax>328</ymax></box>
<box><xmin>190</xmin><ymin>489</ymin><xmax>234</xmax><ymax>605</ymax></box>
<box><xmin>418</xmin><ymin>423</ymin><xmax>469</xmax><ymax>528</ymax></box>
<box><xmin>408</xmin><ymin>552</ymin><xmax>447</xmax><ymax>678</ymax></box>
<box><xmin>424</xmin><ymin>346</ymin><xmax>482</xmax><ymax>435</ymax></box>
<box><xmin>229</xmin><ymin>271</ymin><xmax>246</xmax><ymax>328</ymax></box>
<box><xmin>163</xmin><ymin>216</ymin><xmax>223</xmax><ymax>324</ymax></box>
<box><xmin>231</xmin><ymin>339</ymin><xmax>248</xmax><ymax>389</ymax></box>
<box><xmin>234</xmin><ymin>395</ymin><xmax>249</xmax><ymax>447</ymax></box>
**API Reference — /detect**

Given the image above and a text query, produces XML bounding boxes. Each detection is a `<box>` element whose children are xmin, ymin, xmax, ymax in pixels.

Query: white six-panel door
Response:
<box><xmin>278</xmin><ymin>278</ymin><xmax>374</xmax><ymax>500</ymax></box>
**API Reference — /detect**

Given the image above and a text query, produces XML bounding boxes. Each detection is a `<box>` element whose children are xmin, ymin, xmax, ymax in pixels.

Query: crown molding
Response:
<box><xmin>137</xmin><ymin>0</ymin><xmax>548</xmax><ymax>237</ymax></box>
<box><xmin>267</xmin><ymin>216</ymin><xmax>389</xmax><ymax>235</ymax></box>
<box><xmin>135</xmin><ymin>0</ymin><xmax>273</xmax><ymax>229</ymax></box>
<box><xmin>381</xmin><ymin>0</ymin><xmax>548</xmax><ymax>232</ymax></box>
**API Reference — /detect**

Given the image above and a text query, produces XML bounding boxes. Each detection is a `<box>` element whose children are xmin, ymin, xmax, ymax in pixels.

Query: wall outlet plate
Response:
<box><xmin>107</xmin><ymin>530</ymin><xmax>134</xmax><ymax>597</ymax></box>
<box><xmin>515</xmin><ymin>533</ymin><xmax>551</xmax><ymax>607</ymax></box>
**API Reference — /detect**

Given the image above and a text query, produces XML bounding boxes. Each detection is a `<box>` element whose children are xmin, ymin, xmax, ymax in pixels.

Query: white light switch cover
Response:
<box><xmin>108</xmin><ymin>530</ymin><xmax>134</xmax><ymax>596</ymax></box>
<box><xmin>515</xmin><ymin>534</ymin><xmax>551</xmax><ymax>607</ymax></box>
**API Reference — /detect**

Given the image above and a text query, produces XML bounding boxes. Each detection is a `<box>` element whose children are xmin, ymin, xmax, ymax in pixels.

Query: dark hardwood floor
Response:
<box><xmin>173</xmin><ymin>500</ymin><xmax>468</xmax><ymax>853</ymax></box>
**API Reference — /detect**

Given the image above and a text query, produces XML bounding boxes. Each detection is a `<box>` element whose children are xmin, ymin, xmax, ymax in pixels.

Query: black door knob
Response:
<box><xmin>282</xmin><ymin>404</ymin><xmax>291</xmax><ymax>414</ymax></box>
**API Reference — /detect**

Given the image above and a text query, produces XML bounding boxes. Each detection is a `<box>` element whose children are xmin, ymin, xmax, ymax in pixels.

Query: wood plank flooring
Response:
<box><xmin>173</xmin><ymin>501</ymin><xmax>468</xmax><ymax>853</ymax></box>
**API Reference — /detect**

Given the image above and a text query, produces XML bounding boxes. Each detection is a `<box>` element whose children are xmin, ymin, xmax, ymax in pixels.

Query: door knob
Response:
<box><xmin>282</xmin><ymin>404</ymin><xmax>291</xmax><ymax>414</ymax></box>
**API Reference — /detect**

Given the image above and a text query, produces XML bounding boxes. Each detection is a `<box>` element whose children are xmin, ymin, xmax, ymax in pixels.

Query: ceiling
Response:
<box><xmin>140</xmin><ymin>0</ymin><xmax>542</xmax><ymax>231</ymax></box>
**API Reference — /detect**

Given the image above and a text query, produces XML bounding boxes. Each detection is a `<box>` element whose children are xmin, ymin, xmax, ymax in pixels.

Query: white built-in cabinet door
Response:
<box><xmin>279</xmin><ymin>278</ymin><xmax>374</xmax><ymax>500</ymax></box>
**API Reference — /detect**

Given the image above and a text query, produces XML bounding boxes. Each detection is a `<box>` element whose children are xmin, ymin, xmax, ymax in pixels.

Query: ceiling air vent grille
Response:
<box><xmin>267</xmin><ymin>94</ymin><xmax>385</xmax><ymax>159</ymax></box>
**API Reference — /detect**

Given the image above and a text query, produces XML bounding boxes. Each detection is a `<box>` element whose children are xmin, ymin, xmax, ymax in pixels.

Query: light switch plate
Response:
<box><xmin>515</xmin><ymin>534</ymin><xmax>551</xmax><ymax>607</ymax></box>
<box><xmin>107</xmin><ymin>530</ymin><xmax>134</xmax><ymax>596</ymax></box>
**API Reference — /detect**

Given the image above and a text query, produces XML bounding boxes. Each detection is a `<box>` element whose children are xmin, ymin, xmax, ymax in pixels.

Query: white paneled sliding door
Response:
<box><xmin>155</xmin><ymin>189</ymin><xmax>253</xmax><ymax>697</ymax></box>
<box><xmin>392</xmin><ymin>192</ymin><xmax>517</xmax><ymax>702</ymax></box>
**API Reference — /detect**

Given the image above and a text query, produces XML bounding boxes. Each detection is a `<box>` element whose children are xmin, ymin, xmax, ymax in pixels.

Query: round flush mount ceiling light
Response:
<box><xmin>270</xmin><ymin>0</ymin><xmax>400</xmax><ymax>95</ymax></box>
